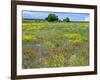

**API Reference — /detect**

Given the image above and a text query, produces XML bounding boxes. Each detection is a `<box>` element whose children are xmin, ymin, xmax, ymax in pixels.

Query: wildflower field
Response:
<box><xmin>22</xmin><ymin>21</ymin><xmax>89</xmax><ymax>69</ymax></box>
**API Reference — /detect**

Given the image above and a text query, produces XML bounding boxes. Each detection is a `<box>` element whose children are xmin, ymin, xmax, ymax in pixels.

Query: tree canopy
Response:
<box><xmin>63</xmin><ymin>17</ymin><xmax>70</xmax><ymax>22</ymax></box>
<box><xmin>45</xmin><ymin>14</ymin><xmax>59</xmax><ymax>22</ymax></box>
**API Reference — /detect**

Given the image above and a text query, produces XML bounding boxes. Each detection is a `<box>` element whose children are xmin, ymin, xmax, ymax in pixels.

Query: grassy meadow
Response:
<box><xmin>22</xmin><ymin>20</ymin><xmax>89</xmax><ymax>69</ymax></box>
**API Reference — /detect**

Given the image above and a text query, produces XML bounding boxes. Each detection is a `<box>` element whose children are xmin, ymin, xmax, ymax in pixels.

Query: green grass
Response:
<box><xmin>22</xmin><ymin>21</ymin><xmax>89</xmax><ymax>69</ymax></box>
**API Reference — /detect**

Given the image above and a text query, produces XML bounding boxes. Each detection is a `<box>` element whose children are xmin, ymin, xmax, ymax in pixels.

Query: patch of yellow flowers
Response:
<box><xmin>64</xmin><ymin>33</ymin><xmax>81</xmax><ymax>40</ymax></box>
<box><xmin>64</xmin><ymin>33</ymin><xmax>86</xmax><ymax>44</ymax></box>
<box><xmin>23</xmin><ymin>35</ymin><xmax>37</xmax><ymax>42</ymax></box>
<box><xmin>44</xmin><ymin>54</ymin><xmax>65</xmax><ymax>67</ymax></box>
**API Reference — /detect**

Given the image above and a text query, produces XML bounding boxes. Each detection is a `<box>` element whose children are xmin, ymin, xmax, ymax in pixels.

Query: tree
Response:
<box><xmin>45</xmin><ymin>14</ymin><xmax>59</xmax><ymax>22</ymax></box>
<box><xmin>63</xmin><ymin>17</ymin><xmax>70</xmax><ymax>22</ymax></box>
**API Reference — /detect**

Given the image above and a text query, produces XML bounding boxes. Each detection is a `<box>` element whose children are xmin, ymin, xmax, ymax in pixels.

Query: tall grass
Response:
<box><xmin>22</xmin><ymin>21</ymin><xmax>89</xmax><ymax>68</ymax></box>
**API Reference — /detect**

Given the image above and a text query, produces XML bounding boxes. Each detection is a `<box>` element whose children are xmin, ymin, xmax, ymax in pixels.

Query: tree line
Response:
<box><xmin>24</xmin><ymin>13</ymin><xmax>71</xmax><ymax>22</ymax></box>
<box><xmin>45</xmin><ymin>13</ymin><xmax>70</xmax><ymax>22</ymax></box>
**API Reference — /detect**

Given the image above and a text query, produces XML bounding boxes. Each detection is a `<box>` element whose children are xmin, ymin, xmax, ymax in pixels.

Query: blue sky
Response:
<box><xmin>22</xmin><ymin>10</ymin><xmax>90</xmax><ymax>21</ymax></box>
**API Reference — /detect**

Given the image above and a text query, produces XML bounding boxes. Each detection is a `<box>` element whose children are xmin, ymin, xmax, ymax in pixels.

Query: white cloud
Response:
<box><xmin>84</xmin><ymin>17</ymin><xmax>90</xmax><ymax>21</ymax></box>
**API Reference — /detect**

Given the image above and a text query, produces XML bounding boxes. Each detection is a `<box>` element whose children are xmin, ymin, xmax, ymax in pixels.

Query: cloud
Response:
<box><xmin>84</xmin><ymin>17</ymin><xmax>90</xmax><ymax>21</ymax></box>
<box><xmin>22</xmin><ymin>11</ymin><xmax>49</xmax><ymax>19</ymax></box>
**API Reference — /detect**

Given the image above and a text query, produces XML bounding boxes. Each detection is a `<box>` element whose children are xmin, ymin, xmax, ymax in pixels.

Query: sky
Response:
<box><xmin>22</xmin><ymin>10</ymin><xmax>90</xmax><ymax>21</ymax></box>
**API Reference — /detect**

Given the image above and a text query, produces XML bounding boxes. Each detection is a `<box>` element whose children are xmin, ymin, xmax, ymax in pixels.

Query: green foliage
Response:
<box><xmin>45</xmin><ymin>14</ymin><xmax>59</xmax><ymax>22</ymax></box>
<box><xmin>63</xmin><ymin>17</ymin><xmax>70</xmax><ymax>22</ymax></box>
